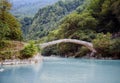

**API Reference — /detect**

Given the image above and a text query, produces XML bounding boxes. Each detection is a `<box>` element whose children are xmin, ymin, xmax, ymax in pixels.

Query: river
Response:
<box><xmin>0</xmin><ymin>57</ymin><xmax>120</xmax><ymax>83</ymax></box>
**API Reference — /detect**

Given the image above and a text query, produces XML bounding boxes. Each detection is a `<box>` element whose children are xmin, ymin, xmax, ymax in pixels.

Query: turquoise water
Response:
<box><xmin>0</xmin><ymin>57</ymin><xmax>120</xmax><ymax>83</ymax></box>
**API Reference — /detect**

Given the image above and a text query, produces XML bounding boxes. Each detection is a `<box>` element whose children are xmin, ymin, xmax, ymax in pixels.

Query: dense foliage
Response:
<box><xmin>93</xmin><ymin>33</ymin><xmax>120</xmax><ymax>59</ymax></box>
<box><xmin>27</xmin><ymin>0</ymin><xmax>84</xmax><ymax>39</ymax></box>
<box><xmin>10</xmin><ymin>0</ymin><xmax>59</xmax><ymax>17</ymax></box>
<box><xmin>0</xmin><ymin>0</ymin><xmax>120</xmax><ymax>59</ymax></box>
<box><xmin>0</xmin><ymin>0</ymin><xmax>22</xmax><ymax>40</ymax></box>
<box><xmin>40</xmin><ymin>0</ymin><xmax>120</xmax><ymax>58</ymax></box>
<box><xmin>0</xmin><ymin>0</ymin><xmax>23</xmax><ymax>60</ymax></box>
<box><xmin>0</xmin><ymin>40</ymin><xmax>24</xmax><ymax>60</ymax></box>
<box><xmin>85</xmin><ymin>0</ymin><xmax>120</xmax><ymax>33</ymax></box>
<box><xmin>20</xmin><ymin>17</ymin><xmax>32</xmax><ymax>39</ymax></box>
<box><xmin>20</xmin><ymin>41</ymin><xmax>38</xmax><ymax>59</ymax></box>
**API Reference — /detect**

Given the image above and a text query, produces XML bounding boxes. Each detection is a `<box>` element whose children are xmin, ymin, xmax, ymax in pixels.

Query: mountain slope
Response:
<box><xmin>28</xmin><ymin>0</ymin><xmax>84</xmax><ymax>39</ymax></box>
<box><xmin>41</xmin><ymin>0</ymin><xmax>120</xmax><ymax>58</ymax></box>
<box><xmin>9</xmin><ymin>0</ymin><xmax>59</xmax><ymax>17</ymax></box>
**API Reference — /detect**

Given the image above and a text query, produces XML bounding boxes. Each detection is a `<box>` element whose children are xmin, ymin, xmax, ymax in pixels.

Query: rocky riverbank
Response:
<box><xmin>0</xmin><ymin>53</ymin><xmax>42</xmax><ymax>65</ymax></box>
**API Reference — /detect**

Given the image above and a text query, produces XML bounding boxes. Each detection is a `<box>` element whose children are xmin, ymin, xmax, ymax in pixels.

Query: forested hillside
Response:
<box><xmin>9</xmin><ymin>0</ymin><xmax>59</xmax><ymax>39</ymax></box>
<box><xmin>27</xmin><ymin>0</ymin><xmax>84</xmax><ymax>39</ymax></box>
<box><xmin>0</xmin><ymin>0</ymin><xmax>24</xmax><ymax>60</ymax></box>
<box><xmin>9</xmin><ymin>0</ymin><xmax>59</xmax><ymax>17</ymax></box>
<box><xmin>0</xmin><ymin>0</ymin><xmax>22</xmax><ymax>41</ymax></box>
<box><xmin>1</xmin><ymin>0</ymin><xmax>119</xmax><ymax>59</ymax></box>
<box><xmin>40</xmin><ymin>0</ymin><xmax>120</xmax><ymax>59</ymax></box>
<box><xmin>0</xmin><ymin>0</ymin><xmax>38</xmax><ymax>60</ymax></box>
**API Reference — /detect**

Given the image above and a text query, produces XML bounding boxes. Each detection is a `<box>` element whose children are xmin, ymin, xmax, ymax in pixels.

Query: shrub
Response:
<box><xmin>0</xmin><ymin>40</ymin><xmax>11</xmax><ymax>49</ymax></box>
<box><xmin>0</xmin><ymin>51</ymin><xmax>13</xmax><ymax>60</ymax></box>
<box><xmin>92</xmin><ymin>33</ymin><xmax>112</xmax><ymax>57</ymax></box>
<box><xmin>109</xmin><ymin>38</ymin><xmax>120</xmax><ymax>58</ymax></box>
<box><xmin>20</xmin><ymin>41</ymin><xmax>38</xmax><ymax>59</ymax></box>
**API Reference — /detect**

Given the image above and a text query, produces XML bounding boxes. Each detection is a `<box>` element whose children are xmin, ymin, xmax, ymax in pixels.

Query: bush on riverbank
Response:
<box><xmin>0</xmin><ymin>51</ymin><xmax>20</xmax><ymax>60</ymax></box>
<box><xmin>0</xmin><ymin>40</ymin><xmax>12</xmax><ymax>50</ymax></box>
<box><xmin>20</xmin><ymin>41</ymin><xmax>38</xmax><ymax>59</ymax></box>
<box><xmin>93</xmin><ymin>33</ymin><xmax>120</xmax><ymax>59</ymax></box>
<box><xmin>0</xmin><ymin>40</ymin><xmax>24</xmax><ymax>60</ymax></box>
<box><xmin>93</xmin><ymin>33</ymin><xmax>111</xmax><ymax>57</ymax></box>
<box><xmin>109</xmin><ymin>38</ymin><xmax>120</xmax><ymax>58</ymax></box>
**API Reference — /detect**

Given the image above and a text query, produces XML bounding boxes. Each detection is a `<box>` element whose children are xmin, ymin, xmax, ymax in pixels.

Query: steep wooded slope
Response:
<box><xmin>10</xmin><ymin>0</ymin><xmax>59</xmax><ymax>17</ymax></box>
<box><xmin>28</xmin><ymin>0</ymin><xmax>84</xmax><ymax>39</ymax></box>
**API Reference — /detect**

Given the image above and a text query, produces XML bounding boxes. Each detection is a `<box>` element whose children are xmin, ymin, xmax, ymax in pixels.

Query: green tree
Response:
<box><xmin>20</xmin><ymin>41</ymin><xmax>38</xmax><ymax>59</ymax></box>
<box><xmin>92</xmin><ymin>33</ymin><xmax>112</xmax><ymax>57</ymax></box>
<box><xmin>0</xmin><ymin>0</ymin><xmax>22</xmax><ymax>40</ymax></box>
<box><xmin>109</xmin><ymin>38</ymin><xmax>120</xmax><ymax>58</ymax></box>
<box><xmin>85</xmin><ymin>0</ymin><xmax>120</xmax><ymax>33</ymax></box>
<box><xmin>28</xmin><ymin>0</ymin><xmax>84</xmax><ymax>39</ymax></box>
<box><xmin>0</xmin><ymin>21</ymin><xmax>10</xmax><ymax>40</ymax></box>
<box><xmin>54</xmin><ymin>13</ymin><xmax>97</xmax><ymax>39</ymax></box>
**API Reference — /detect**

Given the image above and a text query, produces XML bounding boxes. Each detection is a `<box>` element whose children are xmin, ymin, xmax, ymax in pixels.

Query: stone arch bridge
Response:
<box><xmin>39</xmin><ymin>39</ymin><xmax>96</xmax><ymax>56</ymax></box>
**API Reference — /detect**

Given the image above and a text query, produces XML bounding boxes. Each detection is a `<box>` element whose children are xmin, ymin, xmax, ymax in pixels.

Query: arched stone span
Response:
<box><xmin>40</xmin><ymin>39</ymin><xmax>96</xmax><ymax>56</ymax></box>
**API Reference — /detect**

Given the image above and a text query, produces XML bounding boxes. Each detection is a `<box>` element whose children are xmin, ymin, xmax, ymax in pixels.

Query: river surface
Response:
<box><xmin>0</xmin><ymin>57</ymin><xmax>120</xmax><ymax>83</ymax></box>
